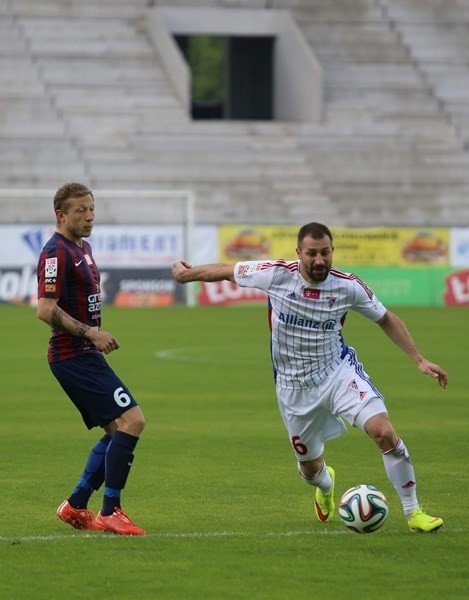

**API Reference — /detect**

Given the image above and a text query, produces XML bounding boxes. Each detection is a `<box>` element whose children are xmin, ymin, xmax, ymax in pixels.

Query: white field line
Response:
<box><xmin>0</xmin><ymin>528</ymin><xmax>459</xmax><ymax>542</ymax></box>
<box><xmin>0</xmin><ymin>530</ymin><xmax>344</xmax><ymax>542</ymax></box>
<box><xmin>154</xmin><ymin>347</ymin><xmax>263</xmax><ymax>365</ymax></box>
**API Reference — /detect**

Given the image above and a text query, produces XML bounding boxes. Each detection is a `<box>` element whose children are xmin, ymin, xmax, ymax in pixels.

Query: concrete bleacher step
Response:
<box><xmin>0</xmin><ymin>138</ymin><xmax>80</xmax><ymax>161</ymax></box>
<box><xmin>19</xmin><ymin>16</ymin><xmax>136</xmax><ymax>37</ymax></box>
<box><xmin>3</xmin><ymin>0</ymin><xmax>148</xmax><ymax>19</ymax></box>
<box><xmin>52</xmin><ymin>90</ymin><xmax>182</xmax><ymax>112</ymax></box>
<box><xmin>1</xmin><ymin>113</ymin><xmax>66</xmax><ymax>138</ymax></box>
<box><xmin>304</xmin><ymin>22</ymin><xmax>408</xmax><ymax>63</ymax></box>
<box><xmin>326</xmin><ymin>64</ymin><xmax>425</xmax><ymax>88</ymax></box>
<box><xmin>312</xmin><ymin>43</ymin><xmax>408</xmax><ymax>63</ymax></box>
<box><xmin>302</xmin><ymin>153</ymin><xmax>469</xmax><ymax>181</ymax></box>
<box><xmin>0</xmin><ymin>162</ymin><xmax>88</xmax><ymax>179</ymax></box>
<box><xmin>0</xmin><ymin>30</ymin><xmax>29</xmax><ymax>56</ymax></box>
<box><xmin>303</xmin><ymin>21</ymin><xmax>395</xmax><ymax>41</ymax></box>
<box><xmin>27</xmin><ymin>38</ymin><xmax>153</xmax><ymax>59</ymax></box>
<box><xmin>131</xmin><ymin>135</ymin><xmax>287</xmax><ymax>153</ymax></box>
<box><xmin>85</xmin><ymin>161</ymin><xmax>317</xmax><ymax>183</ymax></box>
<box><xmin>85</xmin><ymin>147</ymin><xmax>308</xmax><ymax>168</ymax></box>
<box><xmin>292</xmin><ymin>4</ymin><xmax>384</xmax><ymax>24</ymax></box>
<box><xmin>382</xmin><ymin>0</ymin><xmax>469</xmax><ymax>25</ymax></box>
<box><xmin>326</xmin><ymin>89</ymin><xmax>439</xmax><ymax>113</ymax></box>
<box><xmin>423</xmin><ymin>68</ymin><xmax>469</xmax><ymax>102</ymax></box>
<box><xmin>38</xmin><ymin>58</ymin><xmax>172</xmax><ymax>86</ymax></box>
<box><xmin>322</xmin><ymin>110</ymin><xmax>454</xmax><ymax>136</ymax></box>
<box><xmin>0</xmin><ymin>56</ymin><xmax>40</xmax><ymax>79</ymax></box>
<box><xmin>399</xmin><ymin>24</ymin><xmax>469</xmax><ymax>62</ymax></box>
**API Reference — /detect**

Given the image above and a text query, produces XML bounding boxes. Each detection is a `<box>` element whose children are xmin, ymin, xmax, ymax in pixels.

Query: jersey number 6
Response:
<box><xmin>291</xmin><ymin>435</ymin><xmax>308</xmax><ymax>455</ymax></box>
<box><xmin>114</xmin><ymin>386</ymin><xmax>132</xmax><ymax>407</ymax></box>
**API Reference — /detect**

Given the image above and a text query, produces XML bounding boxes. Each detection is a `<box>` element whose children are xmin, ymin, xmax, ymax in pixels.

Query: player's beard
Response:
<box><xmin>306</xmin><ymin>265</ymin><xmax>330</xmax><ymax>282</ymax></box>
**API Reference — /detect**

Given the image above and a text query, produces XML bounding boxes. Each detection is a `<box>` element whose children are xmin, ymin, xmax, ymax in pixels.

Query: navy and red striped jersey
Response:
<box><xmin>37</xmin><ymin>232</ymin><xmax>102</xmax><ymax>363</ymax></box>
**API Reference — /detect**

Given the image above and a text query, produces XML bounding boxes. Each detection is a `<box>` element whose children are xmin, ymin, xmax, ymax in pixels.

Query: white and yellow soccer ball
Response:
<box><xmin>339</xmin><ymin>484</ymin><xmax>389</xmax><ymax>534</ymax></box>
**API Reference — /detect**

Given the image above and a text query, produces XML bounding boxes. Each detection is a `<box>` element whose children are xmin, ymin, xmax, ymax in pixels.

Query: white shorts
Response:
<box><xmin>276</xmin><ymin>348</ymin><xmax>387</xmax><ymax>461</ymax></box>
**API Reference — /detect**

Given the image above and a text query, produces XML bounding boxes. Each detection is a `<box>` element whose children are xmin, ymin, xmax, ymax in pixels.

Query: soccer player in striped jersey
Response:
<box><xmin>37</xmin><ymin>182</ymin><xmax>146</xmax><ymax>535</ymax></box>
<box><xmin>172</xmin><ymin>222</ymin><xmax>448</xmax><ymax>533</ymax></box>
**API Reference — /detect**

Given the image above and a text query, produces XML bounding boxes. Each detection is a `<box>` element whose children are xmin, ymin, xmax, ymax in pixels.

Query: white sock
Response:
<box><xmin>298</xmin><ymin>461</ymin><xmax>332</xmax><ymax>493</ymax></box>
<box><xmin>381</xmin><ymin>439</ymin><xmax>419</xmax><ymax>516</ymax></box>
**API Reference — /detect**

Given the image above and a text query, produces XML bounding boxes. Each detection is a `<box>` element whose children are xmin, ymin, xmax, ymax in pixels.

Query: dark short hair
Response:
<box><xmin>54</xmin><ymin>182</ymin><xmax>93</xmax><ymax>212</ymax></box>
<box><xmin>297</xmin><ymin>222</ymin><xmax>333</xmax><ymax>247</ymax></box>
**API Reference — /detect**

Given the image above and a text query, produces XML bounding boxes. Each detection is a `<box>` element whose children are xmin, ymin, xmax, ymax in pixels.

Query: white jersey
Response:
<box><xmin>233</xmin><ymin>260</ymin><xmax>387</xmax><ymax>389</ymax></box>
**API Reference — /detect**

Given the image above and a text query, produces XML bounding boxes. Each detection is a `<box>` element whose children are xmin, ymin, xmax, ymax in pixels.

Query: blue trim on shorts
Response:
<box><xmin>345</xmin><ymin>346</ymin><xmax>383</xmax><ymax>398</ymax></box>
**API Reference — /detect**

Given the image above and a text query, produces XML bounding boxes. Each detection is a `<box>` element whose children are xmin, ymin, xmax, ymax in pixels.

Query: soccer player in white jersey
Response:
<box><xmin>172</xmin><ymin>222</ymin><xmax>448</xmax><ymax>533</ymax></box>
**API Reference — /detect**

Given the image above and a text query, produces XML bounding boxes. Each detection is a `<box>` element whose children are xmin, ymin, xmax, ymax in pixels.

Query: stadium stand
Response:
<box><xmin>1</xmin><ymin>0</ymin><xmax>469</xmax><ymax>225</ymax></box>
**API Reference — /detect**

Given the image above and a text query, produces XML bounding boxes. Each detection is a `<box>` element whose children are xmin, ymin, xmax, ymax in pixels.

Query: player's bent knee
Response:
<box><xmin>131</xmin><ymin>414</ymin><xmax>146</xmax><ymax>436</ymax></box>
<box><xmin>118</xmin><ymin>406</ymin><xmax>146</xmax><ymax>436</ymax></box>
<box><xmin>365</xmin><ymin>421</ymin><xmax>398</xmax><ymax>450</ymax></box>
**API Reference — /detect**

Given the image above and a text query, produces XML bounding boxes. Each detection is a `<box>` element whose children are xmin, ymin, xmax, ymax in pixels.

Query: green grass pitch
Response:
<box><xmin>1</xmin><ymin>303</ymin><xmax>467</xmax><ymax>599</ymax></box>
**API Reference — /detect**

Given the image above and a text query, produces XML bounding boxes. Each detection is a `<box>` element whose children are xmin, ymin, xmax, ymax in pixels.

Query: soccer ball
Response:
<box><xmin>339</xmin><ymin>484</ymin><xmax>389</xmax><ymax>534</ymax></box>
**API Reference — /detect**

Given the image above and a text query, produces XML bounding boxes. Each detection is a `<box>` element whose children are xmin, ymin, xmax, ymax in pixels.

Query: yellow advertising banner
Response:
<box><xmin>219</xmin><ymin>226</ymin><xmax>450</xmax><ymax>267</ymax></box>
<box><xmin>219</xmin><ymin>225</ymin><xmax>298</xmax><ymax>262</ymax></box>
<box><xmin>332</xmin><ymin>227</ymin><xmax>449</xmax><ymax>266</ymax></box>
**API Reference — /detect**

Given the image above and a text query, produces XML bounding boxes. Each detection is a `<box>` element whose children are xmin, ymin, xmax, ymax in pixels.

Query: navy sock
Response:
<box><xmin>69</xmin><ymin>435</ymin><xmax>111</xmax><ymax>509</ymax></box>
<box><xmin>101</xmin><ymin>431</ymin><xmax>139</xmax><ymax>516</ymax></box>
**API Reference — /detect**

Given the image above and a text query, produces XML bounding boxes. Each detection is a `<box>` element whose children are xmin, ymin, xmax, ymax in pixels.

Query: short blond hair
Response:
<box><xmin>54</xmin><ymin>182</ymin><xmax>93</xmax><ymax>213</ymax></box>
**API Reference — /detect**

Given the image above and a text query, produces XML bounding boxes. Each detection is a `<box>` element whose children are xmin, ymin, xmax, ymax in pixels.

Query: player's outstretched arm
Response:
<box><xmin>376</xmin><ymin>310</ymin><xmax>448</xmax><ymax>389</ymax></box>
<box><xmin>172</xmin><ymin>261</ymin><xmax>235</xmax><ymax>283</ymax></box>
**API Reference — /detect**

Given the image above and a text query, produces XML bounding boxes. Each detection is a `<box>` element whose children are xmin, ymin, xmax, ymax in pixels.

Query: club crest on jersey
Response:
<box><xmin>303</xmin><ymin>288</ymin><xmax>320</xmax><ymax>300</ymax></box>
<box><xmin>45</xmin><ymin>257</ymin><xmax>57</xmax><ymax>277</ymax></box>
<box><xmin>84</xmin><ymin>254</ymin><xmax>93</xmax><ymax>265</ymax></box>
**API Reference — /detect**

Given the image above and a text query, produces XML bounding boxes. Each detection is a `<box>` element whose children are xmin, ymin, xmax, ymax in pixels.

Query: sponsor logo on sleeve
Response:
<box><xmin>45</xmin><ymin>284</ymin><xmax>56</xmax><ymax>292</ymax></box>
<box><xmin>236</xmin><ymin>263</ymin><xmax>256</xmax><ymax>277</ymax></box>
<box><xmin>45</xmin><ymin>257</ymin><xmax>57</xmax><ymax>278</ymax></box>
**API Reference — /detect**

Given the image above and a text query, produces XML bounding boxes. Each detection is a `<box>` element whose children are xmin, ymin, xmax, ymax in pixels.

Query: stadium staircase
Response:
<box><xmin>1</xmin><ymin>0</ymin><xmax>469</xmax><ymax>226</ymax></box>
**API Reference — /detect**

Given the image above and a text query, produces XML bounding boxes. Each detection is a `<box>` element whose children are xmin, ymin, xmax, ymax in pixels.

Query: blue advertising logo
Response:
<box><xmin>22</xmin><ymin>229</ymin><xmax>45</xmax><ymax>257</ymax></box>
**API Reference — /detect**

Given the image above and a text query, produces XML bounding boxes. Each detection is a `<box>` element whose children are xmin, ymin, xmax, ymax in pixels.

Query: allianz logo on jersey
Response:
<box><xmin>278</xmin><ymin>312</ymin><xmax>336</xmax><ymax>331</ymax></box>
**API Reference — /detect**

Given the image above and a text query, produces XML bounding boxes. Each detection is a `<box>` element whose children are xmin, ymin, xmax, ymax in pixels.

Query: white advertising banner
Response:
<box><xmin>0</xmin><ymin>224</ymin><xmax>217</xmax><ymax>268</ymax></box>
<box><xmin>0</xmin><ymin>224</ymin><xmax>217</xmax><ymax>303</ymax></box>
<box><xmin>450</xmin><ymin>228</ymin><xmax>469</xmax><ymax>266</ymax></box>
<box><xmin>0</xmin><ymin>225</ymin><xmax>55</xmax><ymax>267</ymax></box>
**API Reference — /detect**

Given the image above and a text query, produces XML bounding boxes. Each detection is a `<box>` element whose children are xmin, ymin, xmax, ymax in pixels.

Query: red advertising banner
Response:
<box><xmin>198</xmin><ymin>281</ymin><xmax>267</xmax><ymax>306</ymax></box>
<box><xmin>444</xmin><ymin>270</ymin><xmax>469</xmax><ymax>306</ymax></box>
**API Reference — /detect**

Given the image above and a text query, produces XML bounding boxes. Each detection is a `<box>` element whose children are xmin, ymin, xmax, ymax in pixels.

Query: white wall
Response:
<box><xmin>146</xmin><ymin>6</ymin><xmax>323</xmax><ymax>122</ymax></box>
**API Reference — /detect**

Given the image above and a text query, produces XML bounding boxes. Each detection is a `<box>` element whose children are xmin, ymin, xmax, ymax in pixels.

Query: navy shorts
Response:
<box><xmin>50</xmin><ymin>352</ymin><xmax>138</xmax><ymax>429</ymax></box>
